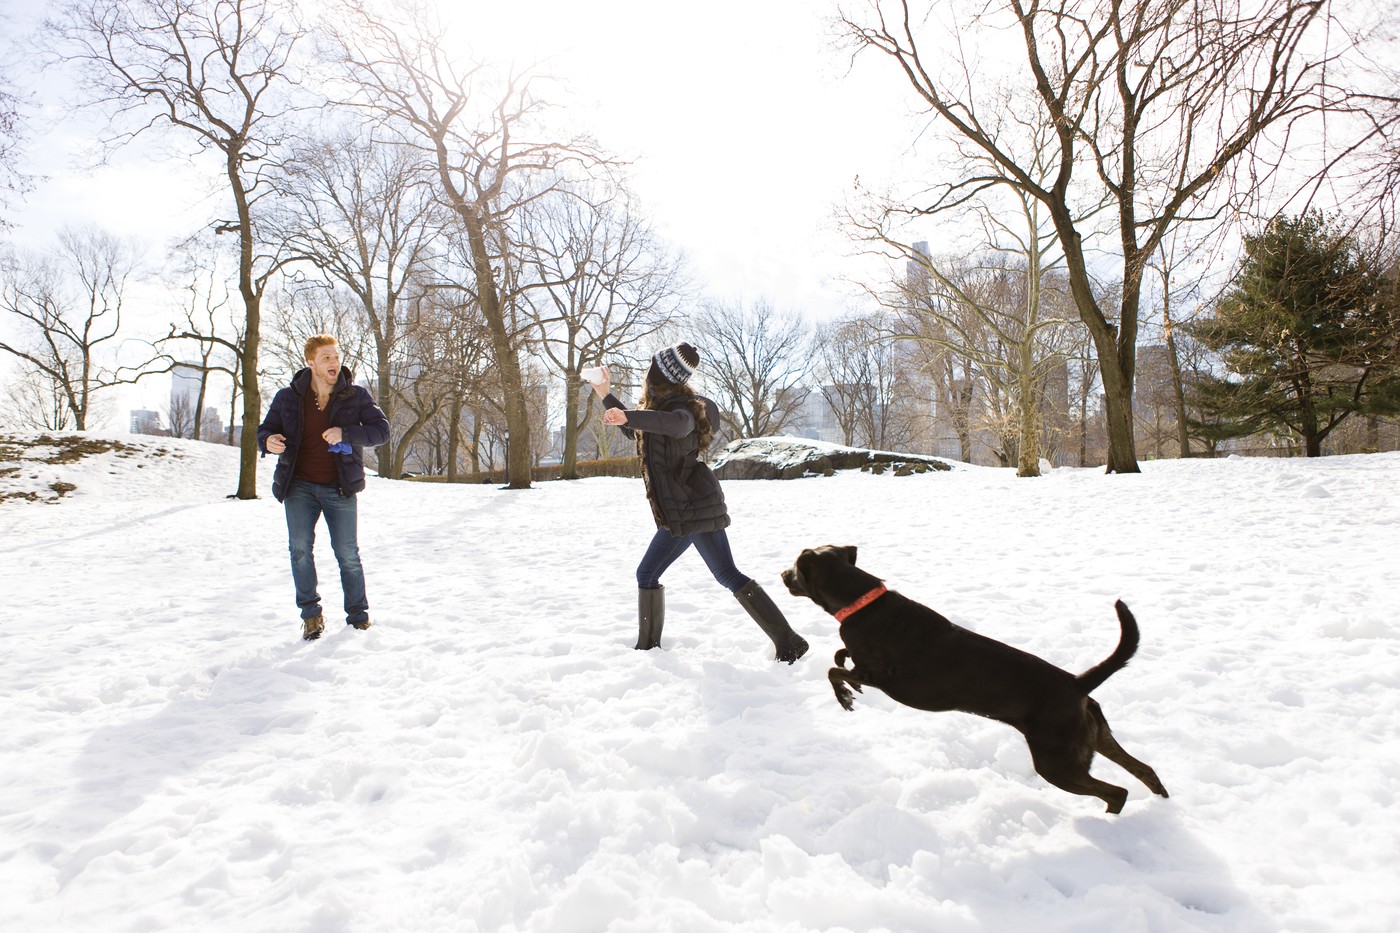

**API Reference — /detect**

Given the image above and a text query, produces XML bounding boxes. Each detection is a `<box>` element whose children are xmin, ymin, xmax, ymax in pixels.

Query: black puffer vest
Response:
<box><xmin>606</xmin><ymin>393</ymin><xmax>730</xmax><ymax>537</ymax></box>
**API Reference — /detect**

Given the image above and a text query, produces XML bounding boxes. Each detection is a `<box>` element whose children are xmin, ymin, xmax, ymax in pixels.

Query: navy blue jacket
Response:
<box><xmin>257</xmin><ymin>367</ymin><xmax>390</xmax><ymax>502</ymax></box>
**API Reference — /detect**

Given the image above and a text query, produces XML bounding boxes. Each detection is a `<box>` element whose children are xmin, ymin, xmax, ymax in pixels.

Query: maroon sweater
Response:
<box><xmin>295</xmin><ymin>390</ymin><xmax>338</xmax><ymax>484</ymax></box>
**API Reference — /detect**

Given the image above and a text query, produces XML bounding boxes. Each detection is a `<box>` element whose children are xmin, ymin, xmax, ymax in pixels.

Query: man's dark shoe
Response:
<box><xmin>302</xmin><ymin>615</ymin><xmax>325</xmax><ymax>641</ymax></box>
<box><xmin>348</xmin><ymin>618</ymin><xmax>372</xmax><ymax>631</ymax></box>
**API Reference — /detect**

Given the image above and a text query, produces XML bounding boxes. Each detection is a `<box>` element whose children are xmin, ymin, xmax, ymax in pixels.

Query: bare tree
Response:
<box><xmin>0</xmin><ymin>228</ymin><xmax>142</xmax><ymax>430</ymax></box>
<box><xmin>843</xmin><ymin>0</ymin><xmax>1341</xmax><ymax>473</ymax></box>
<box><xmin>815</xmin><ymin>311</ymin><xmax>921</xmax><ymax>450</ymax></box>
<box><xmin>521</xmin><ymin>185</ymin><xmax>684</xmax><ymax>477</ymax></box>
<box><xmin>879</xmin><ymin>193</ymin><xmax>1079</xmax><ymax>475</ymax></box>
<box><xmin>386</xmin><ymin>312</ymin><xmax>449</xmax><ymax>477</ymax></box>
<box><xmin>1142</xmin><ymin>231</ymin><xmax>1215</xmax><ymax>458</ymax></box>
<box><xmin>694</xmin><ymin>297</ymin><xmax>814</xmax><ymax>439</ymax></box>
<box><xmin>263</xmin><ymin>279</ymin><xmax>372</xmax><ymax>382</ymax></box>
<box><xmin>166</xmin><ymin>390</ymin><xmax>197</xmax><ymax>438</ymax></box>
<box><xmin>905</xmin><ymin>327</ymin><xmax>979</xmax><ymax>462</ymax></box>
<box><xmin>1061</xmin><ymin>326</ymin><xmax>1104</xmax><ymax>466</ymax></box>
<box><xmin>389</xmin><ymin>285</ymin><xmax>495</xmax><ymax>481</ymax></box>
<box><xmin>437</xmin><ymin>297</ymin><xmax>494</xmax><ymax>481</ymax></box>
<box><xmin>54</xmin><ymin>0</ymin><xmax>306</xmax><ymax>496</ymax></box>
<box><xmin>329</xmin><ymin>1</ymin><xmax>607</xmax><ymax>488</ymax></box>
<box><xmin>0</xmin><ymin>62</ymin><xmax>33</xmax><ymax>226</ymax></box>
<box><xmin>278</xmin><ymin>130</ymin><xmax>445</xmax><ymax>477</ymax></box>
<box><xmin>815</xmin><ymin>317</ymin><xmax>872</xmax><ymax>446</ymax></box>
<box><xmin>132</xmin><ymin>245</ymin><xmax>245</xmax><ymax>444</ymax></box>
<box><xmin>4</xmin><ymin>366</ymin><xmax>78</xmax><ymax>430</ymax></box>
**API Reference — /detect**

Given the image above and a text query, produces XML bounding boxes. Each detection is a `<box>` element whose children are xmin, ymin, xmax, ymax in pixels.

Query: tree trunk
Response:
<box><xmin>1297</xmin><ymin>371</ymin><xmax>1321</xmax><ymax>457</ymax></box>
<box><xmin>446</xmin><ymin>394</ymin><xmax>464</xmax><ymax>482</ymax></box>
<box><xmin>71</xmin><ymin>354</ymin><xmax>90</xmax><ymax>430</ymax></box>
<box><xmin>228</xmin><ymin>372</ymin><xmax>240</xmax><ymax>446</ymax></box>
<box><xmin>1165</xmin><ymin>328</ymin><xmax>1190</xmax><ymax>458</ymax></box>
<box><xmin>1018</xmin><ymin>232</ymin><xmax>1043</xmax><ymax>478</ymax></box>
<box><xmin>376</xmin><ymin>340</ymin><xmax>394</xmax><ymax>479</ymax></box>
<box><xmin>470</xmin><ymin>417</ymin><xmax>482</xmax><ymax>472</ymax></box>
<box><xmin>231</xmin><ymin>153</ymin><xmax>262</xmax><ymax>499</ymax></box>
<box><xmin>1053</xmin><ymin>205</ymin><xmax>1140</xmax><ymax>474</ymax></box>
<box><xmin>1078</xmin><ymin>390</ymin><xmax>1089</xmax><ymax>468</ymax></box>
<box><xmin>1017</xmin><ymin>341</ymin><xmax>1041</xmax><ymax>477</ymax></box>
<box><xmin>1099</xmin><ymin>365</ymin><xmax>1138</xmax><ymax>472</ymax></box>
<box><xmin>391</xmin><ymin>399</ymin><xmax>445</xmax><ymax>478</ymax></box>
<box><xmin>561</xmin><ymin>375</ymin><xmax>583</xmax><ymax>480</ymax></box>
<box><xmin>457</xmin><ymin>208</ymin><xmax>531</xmax><ymax>488</ymax></box>
<box><xmin>955</xmin><ymin>381</ymin><xmax>974</xmax><ymax>463</ymax></box>
<box><xmin>193</xmin><ymin>371</ymin><xmax>209</xmax><ymax>442</ymax></box>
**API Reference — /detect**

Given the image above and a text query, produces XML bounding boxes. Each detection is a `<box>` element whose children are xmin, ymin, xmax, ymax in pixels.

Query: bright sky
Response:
<box><xmin>4</xmin><ymin>0</ymin><xmax>916</xmax><ymax>310</ymax></box>
<box><xmin>0</xmin><ymin>0</ymin><xmax>924</xmax><ymax>416</ymax></box>
<box><xmin>424</xmin><ymin>0</ymin><xmax>917</xmax><ymax>316</ymax></box>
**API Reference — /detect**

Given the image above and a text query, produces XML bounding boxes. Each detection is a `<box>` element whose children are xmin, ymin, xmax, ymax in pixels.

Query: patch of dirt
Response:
<box><xmin>0</xmin><ymin>433</ymin><xmax>183</xmax><ymax>504</ymax></box>
<box><xmin>2</xmin><ymin>434</ymin><xmax>148</xmax><ymax>464</ymax></box>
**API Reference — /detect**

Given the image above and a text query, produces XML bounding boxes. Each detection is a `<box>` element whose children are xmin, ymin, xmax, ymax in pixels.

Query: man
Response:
<box><xmin>257</xmin><ymin>335</ymin><xmax>391</xmax><ymax>641</ymax></box>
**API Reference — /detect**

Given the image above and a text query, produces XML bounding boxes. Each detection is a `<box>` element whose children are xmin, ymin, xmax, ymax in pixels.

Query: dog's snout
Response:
<box><xmin>781</xmin><ymin>563</ymin><xmax>807</xmax><ymax>596</ymax></box>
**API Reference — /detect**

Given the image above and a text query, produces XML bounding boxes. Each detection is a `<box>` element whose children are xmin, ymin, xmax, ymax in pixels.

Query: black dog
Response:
<box><xmin>782</xmin><ymin>545</ymin><xmax>1169</xmax><ymax>813</ymax></box>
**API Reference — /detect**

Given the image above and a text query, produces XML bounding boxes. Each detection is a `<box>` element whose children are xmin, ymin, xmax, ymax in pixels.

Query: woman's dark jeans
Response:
<box><xmin>284</xmin><ymin>480</ymin><xmax>369</xmax><ymax>624</ymax></box>
<box><xmin>636</xmin><ymin>527</ymin><xmax>749</xmax><ymax>592</ymax></box>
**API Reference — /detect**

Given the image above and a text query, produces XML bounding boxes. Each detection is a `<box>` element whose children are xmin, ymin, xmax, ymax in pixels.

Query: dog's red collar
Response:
<box><xmin>834</xmin><ymin>585</ymin><xmax>887</xmax><ymax>622</ymax></box>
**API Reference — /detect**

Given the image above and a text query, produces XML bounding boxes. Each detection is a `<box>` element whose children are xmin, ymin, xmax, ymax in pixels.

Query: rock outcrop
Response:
<box><xmin>710</xmin><ymin>436</ymin><xmax>954</xmax><ymax>480</ymax></box>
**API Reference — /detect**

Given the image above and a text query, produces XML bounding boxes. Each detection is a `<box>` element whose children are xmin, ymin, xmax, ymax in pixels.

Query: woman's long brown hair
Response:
<box><xmin>639</xmin><ymin>370</ymin><xmax>713</xmax><ymax>453</ymax></box>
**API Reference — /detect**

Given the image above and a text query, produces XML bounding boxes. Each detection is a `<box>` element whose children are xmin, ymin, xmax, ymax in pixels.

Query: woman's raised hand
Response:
<box><xmin>584</xmin><ymin>364</ymin><xmax>611</xmax><ymax>398</ymax></box>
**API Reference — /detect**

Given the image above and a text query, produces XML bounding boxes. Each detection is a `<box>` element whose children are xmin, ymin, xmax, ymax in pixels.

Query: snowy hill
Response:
<box><xmin>2</xmin><ymin>431</ymin><xmax>1398</xmax><ymax>932</ymax></box>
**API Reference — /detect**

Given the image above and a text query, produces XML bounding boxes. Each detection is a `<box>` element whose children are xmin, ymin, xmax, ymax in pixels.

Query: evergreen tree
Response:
<box><xmin>1189</xmin><ymin>213</ymin><xmax>1400</xmax><ymax>456</ymax></box>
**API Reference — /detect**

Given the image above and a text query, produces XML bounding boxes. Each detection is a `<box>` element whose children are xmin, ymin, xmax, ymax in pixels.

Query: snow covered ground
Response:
<box><xmin>2</xmin><ymin>432</ymin><xmax>1397</xmax><ymax>932</ymax></box>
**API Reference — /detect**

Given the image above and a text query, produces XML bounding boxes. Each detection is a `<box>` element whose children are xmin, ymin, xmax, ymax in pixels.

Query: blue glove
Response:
<box><xmin>327</xmin><ymin>441</ymin><xmax>352</xmax><ymax>454</ymax></box>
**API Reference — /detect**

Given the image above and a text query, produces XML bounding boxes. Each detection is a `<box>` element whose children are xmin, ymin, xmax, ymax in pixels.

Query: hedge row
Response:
<box><xmin>404</xmin><ymin>456</ymin><xmax>642</xmax><ymax>485</ymax></box>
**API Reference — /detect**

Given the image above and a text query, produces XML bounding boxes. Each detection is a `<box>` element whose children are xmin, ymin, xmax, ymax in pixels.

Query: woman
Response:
<box><xmin>592</xmin><ymin>342</ymin><xmax>808</xmax><ymax>663</ymax></box>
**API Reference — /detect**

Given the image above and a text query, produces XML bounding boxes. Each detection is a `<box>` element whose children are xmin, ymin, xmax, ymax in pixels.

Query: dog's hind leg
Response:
<box><xmin>1027</xmin><ymin>740</ymin><xmax>1130</xmax><ymax>814</ymax></box>
<box><xmin>1087</xmin><ymin>700</ymin><xmax>1169</xmax><ymax>798</ymax></box>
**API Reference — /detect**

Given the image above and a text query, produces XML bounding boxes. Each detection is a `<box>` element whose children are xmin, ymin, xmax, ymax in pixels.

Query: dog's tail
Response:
<box><xmin>1075</xmin><ymin>600</ymin><xmax>1140</xmax><ymax>695</ymax></box>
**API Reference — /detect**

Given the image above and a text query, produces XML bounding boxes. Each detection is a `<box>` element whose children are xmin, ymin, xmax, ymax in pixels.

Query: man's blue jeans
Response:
<box><xmin>636</xmin><ymin>527</ymin><xmax>749</xmax><ymax>592</ymax></box>
<box><xmin>284</xmin><ymin>480</ymin><xmax>369</xmax><ymax>624</ymax></box>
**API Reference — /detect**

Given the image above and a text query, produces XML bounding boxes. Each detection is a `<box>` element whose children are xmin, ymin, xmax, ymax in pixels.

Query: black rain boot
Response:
<box><xmin>637</xmin><ymin>586</ymin><xmax>665</xmax><ymax>650</ymax></box>
<box><xmin>734</xmin><ymin>579</ymin><xmax>809</xmax><ymax>663</ymax></box>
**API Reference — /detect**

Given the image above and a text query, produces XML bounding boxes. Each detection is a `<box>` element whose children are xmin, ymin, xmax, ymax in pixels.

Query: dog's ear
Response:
<box><xmin>840</xmin><ymin>545</ymin><xmax>858</xmax><ymax>565</ymax></box>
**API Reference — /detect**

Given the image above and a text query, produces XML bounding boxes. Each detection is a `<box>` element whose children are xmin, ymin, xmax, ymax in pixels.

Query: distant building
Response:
<box><xmin>171</xmin><ymin>364</ymin><xmax>202</xmax><ymax>409</ymax></box>
<box><xmin>130</xmin><ymin>409</ymin><xmax>163</xmax><ymax>435</ymax></box>
<box><xmin>166</xmin><ymin>364</ymin><xmax>205</xmax><ymax>439</ymax></box>
<box><xmin>907</xmin><ymin>240</ymin><xmax>931</xmax><ymax>293</ymax></box>
<box><xmin>201</xmin><ymin>407</ymin><xmax>225</xmax><ymax>442</ymax></box>
<box><xmin>790</xmin><ymin>389</ymin><xmax>844</xmax><ymax>444</ymax></box>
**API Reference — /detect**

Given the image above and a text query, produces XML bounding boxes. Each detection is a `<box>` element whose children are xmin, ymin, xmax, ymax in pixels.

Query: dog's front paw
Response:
<box><xmin>834</xmin><ymin>648</ymin><xmax>851</xmax><ymax>668</ymax></box>
<box><xmin>829</xmin><ymin>671</ymin><xmax>858</xmax><ymax>711</ymax></box>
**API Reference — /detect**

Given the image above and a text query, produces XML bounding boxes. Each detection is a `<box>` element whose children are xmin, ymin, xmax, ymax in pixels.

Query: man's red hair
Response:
<box><xmin>303</xmin><ymin>334</ymin><xmax>338</xmax><ymax>362</ymax></box>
